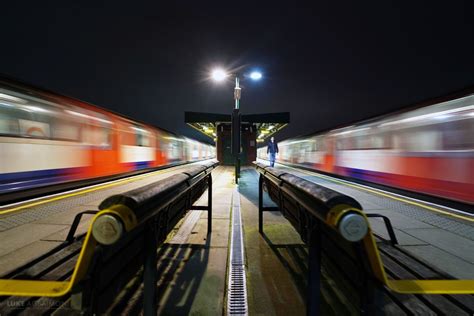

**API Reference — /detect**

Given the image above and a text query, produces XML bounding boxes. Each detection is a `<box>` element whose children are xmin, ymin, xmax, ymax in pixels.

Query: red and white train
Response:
<box><xmin>0</xmin><ymin>77</ymin><xmax>215</xmax><ymax>195</ymax></box>
<box><xmin>258</xmin><ymin>90</ymin><xmax>474</xmax><ymax>204</ymax></box>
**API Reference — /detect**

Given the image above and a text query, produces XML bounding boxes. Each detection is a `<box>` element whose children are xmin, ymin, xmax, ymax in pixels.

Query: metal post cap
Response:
<box><xmin>92</xmin><ymin>214</ymin><xmax>124</xmax><ymax>245</ymax></box>
<box><xmin>338</xmin><ymin>213</ymin><xmax>368</xmax><ymax>242</ymax></box>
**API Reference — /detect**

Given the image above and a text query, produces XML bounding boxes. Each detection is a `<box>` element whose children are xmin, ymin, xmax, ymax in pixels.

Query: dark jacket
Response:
<box><xmin>267</xmin><ymin>141</ymin><xmax>279</xmax><ymax>154</ymax></box>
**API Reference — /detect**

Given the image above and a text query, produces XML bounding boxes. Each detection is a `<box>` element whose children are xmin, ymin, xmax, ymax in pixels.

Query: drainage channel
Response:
<box><xmin>227</xmin><ymin>187</ymin><xmax>248</xmax><ymax>316</ymax></box>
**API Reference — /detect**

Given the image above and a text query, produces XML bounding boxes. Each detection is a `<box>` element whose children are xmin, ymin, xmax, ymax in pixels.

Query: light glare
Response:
<box><xmin>211</xmin><ymin>68</ymin><xmax>227</xmax><ymax>82</ymax></box>
<box><xmin>250</xmin><ymin>71</ymin><xmax>262</xmax><ymax>80</ymax></box>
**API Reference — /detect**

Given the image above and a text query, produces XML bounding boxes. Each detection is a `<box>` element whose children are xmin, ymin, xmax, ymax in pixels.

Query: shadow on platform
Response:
<box><xmin>261</xmin><ymin>232</ymin><xmax>309</xmax><ymax>301</ymax></box>
<box><xmin>110</xmin><ymin>238</ymin><xmax>211</xmax><ymax>315</ymax></box>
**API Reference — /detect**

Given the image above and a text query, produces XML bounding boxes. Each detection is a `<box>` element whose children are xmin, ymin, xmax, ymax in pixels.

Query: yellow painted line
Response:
<box><xmin>0</xmin><ymin>167</ymin><xmax>180</xmax><ymax>216</ymax></box>
<box><xmin>278</xmin><ymin>163</ymin><xmax>474</xmax><ymax>223</ymax></box>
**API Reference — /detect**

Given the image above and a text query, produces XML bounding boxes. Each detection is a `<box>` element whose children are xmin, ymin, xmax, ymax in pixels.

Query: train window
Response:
<box><xmin>370</xmin><ymin>133</ymin><xmax>392</xmax><ymax>149</ymax></box>
<box><xmin>0</xmin><ymin>109</ymin><xmax>21</xmax><ymax>136</ymax></box>
<box><xmin>0</xmin><ymin>91</ymin><xmax>85</xmax><ymax>141</ymax></box>
<box><xmin>0</xmin><ymin>101</ymin><xmax>33</xmax><ymax>136</ymax></box>
<box><xmin>137</xmin><ymin>132</ymin><xmax>150</xmax><ymax>146</ymax></box>
<box><xmin>82</xmin><ymin>126</ymin><xmax>111</xmax><ymax>147</ymax></box>
<box><xmin>395</xmin><ymin>128</ymin><xmax>441</xmax><ymax>151</ymax></box>
<box><xmin>52</xmin><ymin>121</ymin><xmax>80</xmax><ymax>141</ymax></box>
<box><xmin>442</xmin><ymin>120</ymin><xmax>474</xmax><ymax>150</ymax></box>
<box><xmin>19</xmin><ymin>119</ymin><xmax>51</xmax><ymax>138</ymax></box>
<box><xmin>336</xmin><ymin>137</ymin><xmax>354</xmax><ymax>150</ymax></box>
<box><xmin>133</xmin><ymin>126</ymin><xmax>150</xmax><ymax>147</ymax></box>
<box><xmin>354</xmin><ymin>135</ymin><xmax>371</xmax><ymax>149</ymax></box>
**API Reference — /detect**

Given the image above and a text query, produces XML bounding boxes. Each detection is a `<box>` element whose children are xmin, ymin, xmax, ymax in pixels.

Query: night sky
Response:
<box><xmin>1</xmin><ymin>2</ymin><xmax>473</xmax><ymax>143</ymax></box>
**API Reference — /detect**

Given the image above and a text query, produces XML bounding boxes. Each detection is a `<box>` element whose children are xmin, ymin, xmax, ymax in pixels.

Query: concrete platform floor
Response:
<box><xmin>148</xmin><ymin>166</ymin><xmax>308</xmax><ymax>315</ymax></box>
<box><xmin>4</xmin><ymin>163</ymin><xmax>471</xmax><ymax>314</ymax></box>
<box><xmin>154</xmin><ymin>167</ymin><xmax>472</xmax><ymax>315</ymax></box>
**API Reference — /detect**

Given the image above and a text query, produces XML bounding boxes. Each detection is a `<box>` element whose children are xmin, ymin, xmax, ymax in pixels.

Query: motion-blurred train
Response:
<box><xmin>0</xmin><ymin>77</ymin><xmax>215</xmax><ymax>196</ymax></box>
<box><xmin>258</xmin><ymin>91</ymin><xmax>474</xmax><ymax>204</ymax></box>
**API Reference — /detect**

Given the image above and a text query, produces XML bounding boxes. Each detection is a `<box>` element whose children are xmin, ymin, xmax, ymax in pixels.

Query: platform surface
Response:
<box><xmin>1</xmin><ymin>164</ymin><xmax>472</xmax><ymax>315</ymax></box>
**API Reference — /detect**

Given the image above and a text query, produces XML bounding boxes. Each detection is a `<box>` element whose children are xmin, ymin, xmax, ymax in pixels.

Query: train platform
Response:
<box><xmin>1</xmin><ymin>163</ymin><xmax>473</xmax><ymax>315</ymax></box>
<box><xmin>152</xmin><ymin>164</ymin><xmax>474</xmax><ymax>314</ymax></box>
<box><xmin>0</xmin><ymin>160</ymin><xmax>217</xmax><ymax>276</ymax></box>
<box><xmin>0</xmin><ymin>164</ymin><xmax>307</xmax><ymax>315</ymax></box>
<box><xmin>262</xmin><ymin>160</ymin><xmax>474</xmax><ymax>280</ymax></box>
<box><xmin>85</xmin><ymin>165</ymin><xmax>307</xmax><ymax>314</ymax></box>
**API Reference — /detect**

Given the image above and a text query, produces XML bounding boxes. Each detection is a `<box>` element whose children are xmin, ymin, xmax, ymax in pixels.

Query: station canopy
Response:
<box><xmin>185</xmin><ymin>112</ymin><xmax>290</xmax><ymax>143</ymax></box>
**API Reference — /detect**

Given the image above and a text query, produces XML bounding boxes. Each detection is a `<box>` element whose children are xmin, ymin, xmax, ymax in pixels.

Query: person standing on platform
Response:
<box><xmin>267</xmin><ymin>136</ymin><xmax>279</xmax><ymax>167</ymax></box>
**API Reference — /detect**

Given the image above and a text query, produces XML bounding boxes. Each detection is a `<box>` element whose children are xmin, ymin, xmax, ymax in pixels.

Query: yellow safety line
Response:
<box><xmin>0</xmin><ymin>166</ymin><xmax>181</xmax><ymax>216</ymax></box>
<box><xmin>280</xmin><ymin>163</ymin><xmax>474</xmax><ymax>223</ymax></box>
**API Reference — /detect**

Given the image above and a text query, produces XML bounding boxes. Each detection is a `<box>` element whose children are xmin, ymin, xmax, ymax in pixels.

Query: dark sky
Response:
<box><xmin>1</xmin><ymin>2</ymin><xmax>473</xmax><ymax>143</ymax></box>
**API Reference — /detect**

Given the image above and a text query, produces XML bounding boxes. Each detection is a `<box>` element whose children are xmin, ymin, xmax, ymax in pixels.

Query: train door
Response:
<box><xmin>88</xmin><ymin>122</ymin><xmax>118</xmax><ymax>177</ymax></box>
<box><xmin>222</xmin><ymin>138</ymin><xmax>233</xmax><ymax>165</ymax></box>
<box><xmin>322</xmin><ymin>136</ymin><xmax>335</xmax><ymax>172</ymax></box>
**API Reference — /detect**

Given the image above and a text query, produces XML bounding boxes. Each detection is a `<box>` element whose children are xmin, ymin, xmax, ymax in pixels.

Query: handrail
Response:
<box><xmin>255</xmin><ymin>162</ymin><xmax>474</xmax><ymax>295</ymax></box>
<box><xmin>0</xmin><ymin>160</ymin><xmax>218</xmax><ymax>298</ymax></box>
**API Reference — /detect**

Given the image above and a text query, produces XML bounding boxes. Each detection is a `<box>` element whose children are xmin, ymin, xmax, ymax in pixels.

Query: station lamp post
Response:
<box><xmin>211</xmin><ymin>68</ymin><xmax>263</xmax><ymax>184</ymax></box>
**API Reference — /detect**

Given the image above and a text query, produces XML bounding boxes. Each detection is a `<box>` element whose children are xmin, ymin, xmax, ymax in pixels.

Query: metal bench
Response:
<box><xmin>254</xmin><ymin>162</ymin><xmax>474</xmax><ymax>315</ymax></box>
<box><xmin>0</xmin><ymin>160</ymin><xmax>218</xmax><ymax>315</ymax></box>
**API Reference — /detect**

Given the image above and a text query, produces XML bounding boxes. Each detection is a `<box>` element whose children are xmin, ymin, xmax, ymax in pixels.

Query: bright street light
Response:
<box><xmin>208</xmin><ymin>65</ymin><xmax>263</xmax><ymax>184</ymax></box>
<box><xmin>210</xmin><ymin>67</ymin><xmax>263</xmax><ymax>110</ymax></box>
<box><xmin>249</xmin><ymin>71</ymin><xmax>262</xmax><ymax>80</ymax></box>
<box><xmin>211</xmin><ymin>68</ymin><xmax>227</xmax><ymax>82</ymax></box>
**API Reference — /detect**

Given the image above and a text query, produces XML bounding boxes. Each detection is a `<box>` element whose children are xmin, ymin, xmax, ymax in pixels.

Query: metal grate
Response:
<box><xmin>227</xmin><ymin>187</ymin><xmax>248</xmax><ymax>316</ymax></box>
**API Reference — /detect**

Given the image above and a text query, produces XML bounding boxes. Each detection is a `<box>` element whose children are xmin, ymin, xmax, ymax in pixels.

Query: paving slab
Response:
<box><xmin>0</xmin><ymin>223</ymin><xmax>68</xmax><ymax>256</ymax></box>
<box><xmin>200</xmin><ymin>203</ymin><xmax>231</xmax><ymax>220</ymax></box>
<box><xmin>403</xmin><ymin>228</ymin><xmax>474</xmax><ymax>263</ymax></box>
<box><xmin>157</xmin><ymin>247</ymin><xmax>228</xmax><ymax>315</ymax></box>
<box><xmin>0</xmin><ymin>240</ymin><xmax>61</xmax><ymax>276</ymax></box>
<box><xmin>40</xmin><ymin>218</ymin><xmax>91</xmax><ymax>242</ymax></box>
<box><xmin>186</xmin><ymin>218</ymin><xmax>230</xmax><ymax>248</ymax></box>
<box><xmin>368</xmin><ymin>218</ymin><xmax>428</xmax><ymax>246</ymax></box>
<box><xmin>240</xmin><ymin>168</ymin><xmax>307</xmax><ymax>315</ymax></box>
<box><xmin>152</xmin><ymin>165</ymin><xmax>233</xmax><ymax>315</ymax></box>
<box><xmin>359</xmin><ymin>200</ymin><xmax>385</xmax><ymax>210</ymax></box>
<box><xmin>402</xmin><ymin>244</ymin><xmax>474</xmax><ymax>279</ymax></box>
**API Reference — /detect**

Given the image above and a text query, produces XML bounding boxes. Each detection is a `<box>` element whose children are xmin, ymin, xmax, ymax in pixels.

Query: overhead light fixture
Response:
<box><xmin>249</xmin><ymin>71</ymin><xmax>262</xmax><ymax>80</ymax></box>
<box><xmin>211</xmin><ymin>68</ymin><xmax>228</xmax><ymax>82</ymax></box>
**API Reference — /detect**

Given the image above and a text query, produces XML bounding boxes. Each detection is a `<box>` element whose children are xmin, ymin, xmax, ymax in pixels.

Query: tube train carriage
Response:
<box><xmin>258</xmin><ymin>92</ymin><xmax>474</xmax><ymax>204</ymax></box>
<box><xmin>0</xmin><ymin>78</ymin><xmax>215</xmax><ymax>195</ymax></box>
